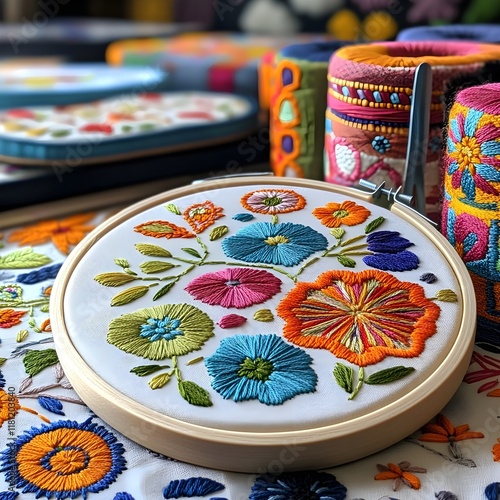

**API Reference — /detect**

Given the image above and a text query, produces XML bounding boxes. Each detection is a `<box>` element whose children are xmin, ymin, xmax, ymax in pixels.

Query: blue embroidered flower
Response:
<box><xmin>250</xmin><ymin>471</ymin><xmax>347</xmax><ymax>499</ymax></box>
<box><xmin>371</xmin><ymin>135</ymin><xmax>391</xmax><ymax>154</ymax></box>
<box><xmin>221</xmin><ymin>222</ymin><xmax>328</xmax><ymax>267</ymax></box>
<box><xmin>0</xmin><ymin>418</ymin><xmax>126</xmax><ymax>499</ymax></box>
<box><xmin>205</xmin><ymin>334</ymin><xmax>317</xmax><ymax>405</ymax></box>
<box><xmin>363</xmin><ymin>231</ymin><xmax>419</xmax><ymax>272</ymax></box>
<box><xmin>163</xmin><ymin>477</ymin><xmax>225</xmax><ymax>499</ymax></box>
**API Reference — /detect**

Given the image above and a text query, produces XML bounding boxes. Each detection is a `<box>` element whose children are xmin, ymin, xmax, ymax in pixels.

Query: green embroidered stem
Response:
<box><xmin>0</xmin><ymin>298</ymin><xmax>50</xmax><ymax>309</ymax></box>
<box><xmin>28</xmin><ymin>307</ymin><xmax>42</xmax><ymax>333</ymax></box>
<box><xmin>186</xmin><ymin>356</ymin><xmax>204</xmax><ymax>366</ymax></box>
<box><xmin>348</xmin><ymin>367</ymin><xmax>364</xmax><ymax>400</ymax></box>
<box><xmin>340</xmin><ymin>234</ymin><xmax>366</xmax><ymax>247</ymax></box>
<box><xmin>339</xmin><ymin>243</ymin><xmax>368</xmax><ymax>253</ymax></box>
<box><xmin>172</xmin><ymin>356</ymin><xmax>182</xmax><ymax>381</ymax></box>
<box><xmin>293</xmin><ymin>257</ymin><xmax>320</xmax><ymax>280</ymax></box>
<box><xmin>201</xmin><ymin>260</ymin><xmax>296</xmax><ymax>281</ymax></box>
<box><xmin>328</xmin><ymin>251</ymin><xmax>373</xmax><ymax>257</ymax></box>
<box><xmin>18</xmin><ymin>393</ymin><xmax>86</xmax><ymax>405</ymax></box>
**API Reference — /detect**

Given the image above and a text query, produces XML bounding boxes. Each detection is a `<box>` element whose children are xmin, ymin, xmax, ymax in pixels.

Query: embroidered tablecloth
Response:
<box><xmin>0</xmin><ymin>206</ymin><xmax>498</xmax><ymax>500</ymax></box>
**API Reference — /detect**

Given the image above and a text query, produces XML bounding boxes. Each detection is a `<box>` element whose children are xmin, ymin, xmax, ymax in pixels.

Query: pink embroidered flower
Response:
<box><xmin>185</xmin><ymin>268</ymin><xmax>282</xmax><ymax>309</ymax></box>
<box><xmin>240</xmin><ymin>189</ymin><xmax>306</xmax><ymax>215</ymax></box>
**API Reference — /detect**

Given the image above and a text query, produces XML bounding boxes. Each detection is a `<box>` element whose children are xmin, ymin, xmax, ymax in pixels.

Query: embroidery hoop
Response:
<box><xmin>51</xmin><ymin>176</ymin><xmax>476</xmax><ymax>473</ymax></box>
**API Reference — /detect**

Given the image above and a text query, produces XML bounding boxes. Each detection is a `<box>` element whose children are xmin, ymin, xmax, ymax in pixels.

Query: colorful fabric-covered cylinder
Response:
<box><xmin>398</xmin><ymin>24</ymin><xmax>500</xmax><ymax>43</ymax></box>
<box><xmin>442</xmin><ymin>83</ymin><xmax>500</xmax><ymax>350</ymax></box>
<box><xmin>270</xmin><ymin>41</ymin><xmax>347</xmax><ymax>180</ymax></box>
<box><xmin>325</xmin><ymin>41</ymin><xmax>500</xmax><ymax>221</ymax></box>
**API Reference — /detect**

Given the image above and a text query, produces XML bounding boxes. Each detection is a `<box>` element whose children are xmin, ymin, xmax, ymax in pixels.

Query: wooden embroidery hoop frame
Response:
<box><xmin>51</xmin><ymin>176</ymin><xmax>476</xmax><ymax>473</ymax></box>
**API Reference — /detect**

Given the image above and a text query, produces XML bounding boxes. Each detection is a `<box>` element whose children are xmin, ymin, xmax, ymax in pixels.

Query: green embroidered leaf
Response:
<box><xmin>153</xmin><ymin>281</ymin><xmax>178</xmax><ymax>301</ymax></box>
<box><xmin>337</xmin><ymin>255</ymin><xmax>356</xmax><ymax>268</ymax></box>
<box><xmin>365</xmin><ymin>216</ymin><xmax>385</xmax><ymax>234</ymax></box>
<box><xmin>148</xmin><ymin>373</ymin><xmax>171</xmax><ymax>389</ymax></box>
<box><xmin>165</xmin><ymin>203</ymin><xmax>181</xmax><ymax>215</ymax></box>
<box><xmin>139</xmin><ymin>261</ymin><xmax>177</xmax><ymax>274</ymax></box>
<box><xmin>16</xmin><ymin>329</ymin><xmax>29</xmax><ymax>343</ymax></box>
<box><xmin>94</xmin><ymin>272</ymin><xmax>137</xmax><ymax>287</ymax></box>
<box><xmin>209</xmin><ymin>225</ymin><xmax>229</xmax><ymax>241</ymax></box>
<box><xmin>134</xmin><ymin>243</ymin><xmax>172</xmax><ymax>258</ymax></box>
<box><xmin>0</xmin><ymin>358</ymin><xmax>6</xmax><ymax>366</ymax></box>
<box><xmin>181</xmin><ymin>247</ymin><xmax>202</xmax><ymax>259</ymax></box>
<box><xmin>330</xmin><ymin>228</ymin><xmax>345</xmax><ymax>239</ymax></box>
<box><xmin>23</xmin><ymin>349</ymin><xmax>59</xmax><ymax>376</ymax></box>
<box><xmin>253</xmin><ymin>309</ymin><xmax>274</xmax><ymax>322</ymax></box>
<box><xmin>121</xmin><ymin>124</ymin><xmax>133</xmax><ymax>133</ymax></box>
<box><xmin>114</xmin><ymin>258</ymin><xmax>130</xmax><ymax>268</ymax></box>
<box><xmin>187</xmin><ymin>356</ymin><xmax>204</xmax><ymax>366</ymax></box>
<box><xmin>130</xmin><ymin>364</ymin><xmax>169</xmax><ymax>377</ymax></box>
<box><xmin>40</xmin><ymin>304</ymin><xmax>50</xmax><ymax>313</ymax></box>
<box><xmin>365</xmin><ymin>366</ymin><xmax>415</xmax><ymax>385</ymax></box>
<box><xmin>178</xmin><ymin>380</ymin><xmax>212</xmax><ymax>407</ymax></box>
<box><xmin>0</xmin><ymin>248</ymin><xmax>52</xmax><ymax>269</ymax></box>
<box><xmin>434</xmin><ymin>289</ymin><xmax>458</xmax><ymax>302</ymax></box>
<box><xmin>140</xmin><ymin>223</ymin><xmax>174</xmax><ymax>234</ymax></box>
<box><xmin>333</xmin><ymin>363</ymin><xmax>353</xmax><ymax>394</ymax></box>
<box><xmin>111</xmin><ymin>286</ymin><xmax>149</xmax><ymax>306</ymax></box>
<box><xmin>271</xmin><ymin>214</ymin><xmax>279</xmax><ymax>225</ymax></box>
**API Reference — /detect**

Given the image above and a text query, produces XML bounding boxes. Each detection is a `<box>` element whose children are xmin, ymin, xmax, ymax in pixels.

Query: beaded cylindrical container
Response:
<box><xmin>326</xmin><ymin>41</ymin><xmax>500</xmax><ymax>222</ymax></box>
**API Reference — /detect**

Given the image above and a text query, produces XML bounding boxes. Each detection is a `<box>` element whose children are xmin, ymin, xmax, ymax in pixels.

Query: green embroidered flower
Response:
<box><xmin>108</xmin><ymin>304</ymin><xmax>214</xmax><ymax>360</ymax></box>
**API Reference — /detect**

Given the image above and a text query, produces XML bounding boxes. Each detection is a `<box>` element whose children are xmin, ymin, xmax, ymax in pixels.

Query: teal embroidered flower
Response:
<box><xmin>221</xmin><ymin>222</ymin><xmax>328</xmax><ymax>267</ymax></box>
<box><xmin>205</xmin><ymin>334</ymin><xmax>317</xmax><ymax>405</ymax></box>
<box><xmin>0</xmin><ymin>418</ymin><xmax>126</xmax><ymax>499</ymax></box>
<box><xmin>108</xmin><ymin>304</ymin><xmax>214</xmax><ymax>360</ymax></box>
<box><xmin>0</xmin><ymin>285</ymin><xmax>22</xmax><ymax>302</ymax></box>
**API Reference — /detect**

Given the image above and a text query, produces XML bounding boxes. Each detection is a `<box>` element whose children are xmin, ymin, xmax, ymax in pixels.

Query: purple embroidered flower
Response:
<box><xmin>185</xmin><ymin>268</ymin><xmax>282</xmax><ymax>309</ymax></box>
<box><xmin>250</xmin><ymin>471</ymin><xmax>347</xmax><ymax>499</ymax></box>
<box><xmin>363</xmin><ymin>231</ymin><xmax>419</xmax><ymax>272</ymax></box>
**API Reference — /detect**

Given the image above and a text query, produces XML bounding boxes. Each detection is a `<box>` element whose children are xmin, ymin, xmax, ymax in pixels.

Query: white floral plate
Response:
<box><xmin>51</xmin><ymin>177</ymin><xmax>476</xmax><ymax>473</ymax></box>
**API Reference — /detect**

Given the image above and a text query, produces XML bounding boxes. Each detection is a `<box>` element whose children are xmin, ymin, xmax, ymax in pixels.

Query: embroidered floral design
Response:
<box><xmin>8</xmin><ymin>213</ymin><xmax>95</xmax><ymax>254</ymax></box>
<box><xmin>312</xmin><ymin>200</ymin><xmax>370</xmax><ymax>228</ymax></box>
<box><xmin>0</xmin><ymin>309</ymin><xmax>27</xmax><ymax>328</ymax></box>
<box><xmin>108</xmin><ymin>304</ymin><xmax>214</xmax><ymax>360</ymax></box>
<box><xmin>447</xmin><ymin>108</ymin><xmax>500</xmax><ymax>201</ymax></box>
<box><xmin>407</xmin><ymin>413</ymin><xmax>483</xmax><ymax>467</ymax></box>
<box><xmin>250</xmin><ymin>471</ymin><xmax>347</xmax><ymax>499</ymax></box>
<box><xmin>0</xmin><ymin>389</ymin><xmax>20</xmax><ymax>426</ymax></box>
<box><xmin>185</xmin><ymin>268</ymin><xmax>282</xmax><ymax>309</ymax></box>
<box><xmin>374</xmin><ymin>461</ymin><xmax>426</xmax><ymax>491</ymax></box>
<box><xmin>492</xmin><ymin>439</ymin><xmax>500</xmax><ymax>462</ymax></box>
<box><xmin>277</xmin><ymin>269</ymin><xmax>440</xmax><ymax>366</ymax></box>
<box><xmin>0</xmin><ymin>418</ymin><xmax>126</xmax><ymax>499</ymax></box>
<box><xmin>222</xmin><ymin>222</ymin><xmax>328</xmax><ymax>267</ymax></box>
<box><xmin>205</xmin><ymin>334</ymin><xmax>317</xmax><ymax>405</ymax></box>
<box><xmin>445</xmin><ymin>211</ymin><xmax>489</xmax><ymax>263</ymax></box>
<box><xmin>134</xmin><ymin>220</ymin><xmax>194</xmax><ymax>239</ymax></box>
<box><xmin>0</xmin><ymin>285</ymin><xmax>22</xmax><ymax>302</ymax></box>
<box><xmin>464</xmin><ymin>351</ymin><xmax>500</xmax><ymax>395</ymax></box>
<box><xmin>419</xmin><ymin>414</ymin><xmax>484</xmax><ymax>443</ymax></box>
<box><xmin>240</xmin><ymin>189</ymin><xmax>306</xmax><ymax>215</ymax></box>
<box><xmin>183</xmin><ymin>201</ymin><xmax>224</xmax><ymax>233</ymax></box>
<box><xmin>363</xmin><ymin>231</ymin><xmax>420</xmax><ymax>272</ymax></box>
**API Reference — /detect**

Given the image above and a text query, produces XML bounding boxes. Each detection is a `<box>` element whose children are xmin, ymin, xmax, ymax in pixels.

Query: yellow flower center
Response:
<box><xmin>264</xmin><ymin>235</ymin><xmax>289</xmax><ymax>246</ymax></box>
<box><xmin>456</xmin><ymin>136</ymin><xmax>481</xmax><ymax>174</ymax></box>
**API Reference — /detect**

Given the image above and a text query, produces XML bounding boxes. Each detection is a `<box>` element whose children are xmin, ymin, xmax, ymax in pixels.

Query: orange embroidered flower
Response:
<box><xmin>183</xmin><ymin>201</ymin><xmax>224</xmax><ymax>233</ymax></box>
<box><xmin>40</xmin><ymin>318</ymin><xmax>51</xmax><ymax>332</ymax></box>
<box><xmin>277</xmin><ymin>269</ymin><xmax>440</xmax><ymax>367</ymax></box>
<box><xmin>0</xmin><ymin>389</ymin><xmax>20</xmax><ymax>425</ymax></box>
<box><xmin>374</xmin><ymin>461</ymin><xmax>426</xmax><ymax>491</ymax></box>
<box><xmin>134</xmin><ymin>220</ymin><xmax>195</xmax><ymax>239</ymax></box>
<box><xmin>419</xmin><ymin>414</ymin><xmax>484</xmax><ymax>443</ymax></box>
<box><xmin>312</xmin><ymin>200</ymin><xmax>370</xmax><ymax>228</ymax></box>
<box><xmin>492</xmin><ymin>438</ymin><xmax>500</xmax><ymax>461</ymax></box>
<box><xmin>0</xmin><ymin>309</ymin><xmax>27</xmax><ymax>328</ymax></box>
<box><xmin>8</xmin><ymin>213</ymin><xmax>95</xmax><ymax>254</ymax></box>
